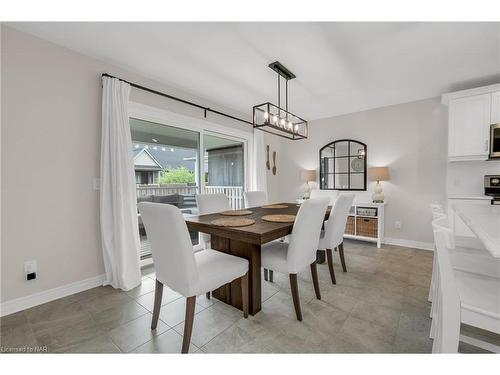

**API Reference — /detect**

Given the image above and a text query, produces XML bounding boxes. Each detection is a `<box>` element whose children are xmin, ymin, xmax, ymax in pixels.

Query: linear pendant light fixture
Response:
<box><xmin>253</xmin><ymin>62</ymin><xmax>308</xmax><ymax>140</ymax></box>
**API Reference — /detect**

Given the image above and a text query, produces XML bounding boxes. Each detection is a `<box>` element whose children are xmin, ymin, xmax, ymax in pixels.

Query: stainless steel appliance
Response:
<box><xmin>490</xmin><ymin>124</ymin><xmax>500</xmax><ymax>158</ymax></box>
<box><xmin>484</xmin><ymin>175</ymin><xmax>500</xmax><ymax>205</ymax></box>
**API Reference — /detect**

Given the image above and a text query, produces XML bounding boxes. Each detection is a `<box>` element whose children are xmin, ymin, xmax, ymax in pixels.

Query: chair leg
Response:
<box><xmin>310</xmin><ymin>262</ymin><xmax>321</xmax><ymax>300</ymax></box>
<box><xmin>181</xmin><ymin>296</ymin><xmax>196</xmax><ymax>354</ymax></box>
<box><xmin>151</xmin><ymin>279</ymin><xmax>163</xmax><ymax>330</ymax></box>
<box><xmin>206</xmin><ymin>292</ymin><xmax>211</xmax><ymax>299</ymax></box>
<box><xmin>339</xmin><ymin>242</ymin><xmax>347</xmax><ymax>272</ymax></box>
<box><xmin>241</xmin><ymin>272</ymin><xmax>249</xmax><ymax>318</ymax></box>
<box><xmin>264</xmin><ymin>268</ymin><xmax>269</xmax><ymax>281</ymax></box>
<box><xmin>326</xmin><ymin>249</ymin><xmax>336</xmax><ymax>284</ymax></box>
<box><xmin>269</xmin><ymin>270</ymin><xmax>274</xmax><ymax>282</ymax></box>
<box><xmin>289</xmin><ymin>274</ymin><xmax>302</xmax><ymax>321</ymax></box>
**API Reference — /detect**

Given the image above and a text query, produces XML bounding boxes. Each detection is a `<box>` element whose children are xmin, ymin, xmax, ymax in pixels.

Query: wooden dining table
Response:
<box><xmin>185</xmin><ymin>203</ymin><xmax>330</xmax><ymax>315</ymax></box>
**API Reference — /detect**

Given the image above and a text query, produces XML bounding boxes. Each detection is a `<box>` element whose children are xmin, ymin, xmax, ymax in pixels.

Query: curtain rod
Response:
<box><xmin>101</xmin><ymin>73</ymin><xmax>253</xmax><ymax>126</ymax></box>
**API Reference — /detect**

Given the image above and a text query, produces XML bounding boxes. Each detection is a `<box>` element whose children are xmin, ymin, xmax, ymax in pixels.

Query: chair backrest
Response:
<box><xmin>322</xmin><ymin>193</ymin><xmax>355</xmax><ymax>248</ymax></box>
<box><xmin>196</xmin><ymin>193</ymin><xmax>230</xmax><ymax>215</ymax></box>
<box><xmin>310</xmin><ymin>189</ymin><xmax>338</xmax><ymax>205</ymax></box>
<box><xmin>138</xmin><ymin>202</ymin><xmax>199</xmax><ymax>296</ymax></box>
<box><xmin>431</xmin><ymin>214</ymin><xmax>455</xmax><ymax>248</ymax></box>
<box><xmin>287</xmin><ymin>197</ymin><xmax>330</xmax><ymax>273</ymax></box>
<box><xmin>431</xmin><ymin>222</ymin><xmax>461</xmax><ymax>353</ymax></box>
<box><xmin>244</xmin><ymin>191</ymin><xmax>268</xmax><ymax>208</ymax></box>
<box><xmin>430</xmin><ymin>203</ymin><xmax>444</xmax><ymax>215</ymax></box>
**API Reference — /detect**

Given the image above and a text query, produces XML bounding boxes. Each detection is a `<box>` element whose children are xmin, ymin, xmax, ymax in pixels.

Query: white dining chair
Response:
<box><xmin>138</xmin><ymin>202</ymin><xmax>249</xmax><ymax>353</ymax></box>
<box><xmin>431</xmin><ymin>223</ymin><xmax>500</xmax><ymax>353</ymax></box>
<box><xmin>195</xmin><ymin>193</ymin><xmax>232</xmax><ymax>299</ymax></box>
<box><xmin>428</xmin><ymin>206</ymin><xmax>497</xmax><ymax>305</ymax></box>
<box><xmin>196</xmin><ymin>193</ymin><xmax>231</xmax><ymax>249</ymax></box>
<box><xmin>243</xmin><ymin>190</ymin><xmax>282</xmax><ymax>283</ymax></box>
<box><xmin>428</xmin><ymin>211</ymin><xmax>500</xmax><ymax>336</ymax></box>
<box><xmin>310</xmin><ymin>189</ymin><xmax>338</xmax><ymax>205</ymax></box>
<box><xmin>317</xmin><ymin>193</ymin><xmax>355</xmax><ymax>284</ymax></box>
<box><xmin>244</xmin><ymin>190</ymin><xmax>268</xmax><ymax>208</ymax></box>
<box><xmin>261</xmin><ymin>197</ymin><xmax>330</xmax><ymax>321</ymax></box>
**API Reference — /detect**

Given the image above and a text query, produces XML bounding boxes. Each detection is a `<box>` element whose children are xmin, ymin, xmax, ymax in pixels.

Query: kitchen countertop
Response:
<box><xmin>452</xmin><ymin>203</ymin><xmax>500</xmax><ymax>258</ymax></box>
<box><xmin>448</xmin><ymin>195</ymin><xmax>492</xmax><ymax>200</ymax></box>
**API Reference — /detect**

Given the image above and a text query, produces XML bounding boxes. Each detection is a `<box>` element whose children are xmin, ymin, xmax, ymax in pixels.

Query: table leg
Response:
<box><xmin>210</xmin><ymin>235</ymin><xmax>262</xmax><ymax>315</ymax></box>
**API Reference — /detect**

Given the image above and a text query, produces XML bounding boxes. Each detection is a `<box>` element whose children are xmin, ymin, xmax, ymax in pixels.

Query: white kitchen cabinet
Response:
<box><xmin>448</xmin><ymin>94</ymin><xmax>491</xmax><ymax>161</ymax></box>
<box><xmin>491</xmin><ymin>91</ymin><xmax>500</xmax><ymax>124</ymax></box>
<box><xmin>447</xmin><ymin>197</ymin><xmax>491</xmax><ymax>237</ymax></box>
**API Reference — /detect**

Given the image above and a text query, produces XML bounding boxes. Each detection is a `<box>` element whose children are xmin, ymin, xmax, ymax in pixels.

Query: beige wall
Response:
<box><xmin>270</xmin><ymin>97</ymin><xmax>448</xmax><ymax>248</ymax></box>
<box><xmin>1</xmin><ymin>26</ymin><xmax>253</xmax><ymax>303</ymax></box>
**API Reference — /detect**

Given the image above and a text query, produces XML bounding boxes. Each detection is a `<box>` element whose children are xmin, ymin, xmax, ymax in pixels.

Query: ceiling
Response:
<box><xmin>9</xmin><ymin>22</ymin><xmax>500</xmax><ymax>120</ymax></box>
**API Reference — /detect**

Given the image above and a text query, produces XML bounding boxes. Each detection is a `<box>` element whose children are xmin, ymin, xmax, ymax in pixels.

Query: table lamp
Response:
<box><xmin>368</xmin><ymin>167</ymin><xmax>390</xmax><ymax>203</ymax></box>
<box><xmin>301</xmin><ymin>170</ymin><xmax>316</xmax><ymax>199</ymax></box>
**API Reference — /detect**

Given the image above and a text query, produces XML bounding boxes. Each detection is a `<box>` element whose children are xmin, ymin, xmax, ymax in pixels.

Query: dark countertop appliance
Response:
<box><xmin>485</xmin><ymin>175</ymin><xmax>500</xmax><ymax>205</ymax></box>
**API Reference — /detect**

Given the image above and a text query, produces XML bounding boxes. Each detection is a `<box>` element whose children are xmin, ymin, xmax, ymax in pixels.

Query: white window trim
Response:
<box><xmin>128</xmin><ymin>101</ymin><xmax>254</xmax><ymax>192</ymax></box>
<box><xmin>129</xmin><ymin>102</ymin><xmax>254</xmax><ymax>253</ymax></box>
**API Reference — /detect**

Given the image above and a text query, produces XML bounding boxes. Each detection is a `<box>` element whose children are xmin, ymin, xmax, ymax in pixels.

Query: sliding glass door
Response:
<box><xmin>130</xmin><ymin>118</ymin><xmax>201</xmax><ymax>258</ymax></box>
<box><xmin>203</xmin><ymin>133</ymin><xmax>245</xmax><ymax>210</ymax></box>
<box><xmin>129</xmin><ymin>112</ymin><xmax>250</xmax><ymax>259</ymax></box>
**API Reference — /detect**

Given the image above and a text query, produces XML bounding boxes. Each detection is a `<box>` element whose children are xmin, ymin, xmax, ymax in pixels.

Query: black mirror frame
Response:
<box><xmin>319</xmin><ymin>139</ymin><xmax>367</xmax><ymax>191</ymax></box>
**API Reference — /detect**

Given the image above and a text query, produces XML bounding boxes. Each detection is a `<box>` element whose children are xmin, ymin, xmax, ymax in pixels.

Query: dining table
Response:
<box><xmin>185</xmin><ymin>203</ymin><xmax>331</xmax><ymax>315</ymax></box>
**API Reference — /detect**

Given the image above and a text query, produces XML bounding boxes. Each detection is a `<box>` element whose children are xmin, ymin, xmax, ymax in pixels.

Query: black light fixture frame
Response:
<box><xmin>253</xmin><ymin>62</ymin><xmax>308</xmax><ymax>140</ymax></box>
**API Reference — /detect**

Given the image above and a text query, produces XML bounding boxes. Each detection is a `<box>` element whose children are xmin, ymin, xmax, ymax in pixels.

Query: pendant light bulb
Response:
<box><xmin>279</xmin><ymin>118</ymin><xmax>285</xmax><ymax>127</ymax></box>
<box><xmin>294</xmin><ymin>124</ymin><xmax>299</xmax><ymax>133</ymax></box>
<box><xmin>288</xmin><ymin>121</ymin><xmax>293</xmax><ymax>130</ymax></box>
<box><xmin>264</xmin><ymin>111</ymin><xmax>269</xmax><ymax>120</ymax></box>
<box><xmin>272</xmin><ymin>115</ymin><xmax>278</xmax><ymax>124</ymax></box>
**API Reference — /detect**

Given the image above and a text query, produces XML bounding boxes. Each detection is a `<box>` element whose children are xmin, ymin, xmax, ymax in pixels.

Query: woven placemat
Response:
<box><xmin>211</xmin><ymin>218</ymin><xmax>256</xmax><ymax>227</ymax></box>
<box><xmin>220</xmin><ymin>210</ymin><xmax>253</xmax><ymax>216</ymax></box>
<box><xmin>261</xmin><ymin>214</ymin><xmax>296</xmax><ymax>223</ymax></box>
<box><xmin>261</xmin><ymin>204</ymin><xmax>288</xmax><ymax>209</ymax></box>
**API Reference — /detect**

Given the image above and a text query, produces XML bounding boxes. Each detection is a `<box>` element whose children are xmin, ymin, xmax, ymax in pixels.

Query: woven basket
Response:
<box><xmin>356</xmin><ymin>217</ymin><xmax>377</xmax><ymax>238</ymax></box>
<box><xmin>345</xmin><ymin>216</ymin><xmax>355</xmax><ymax>235</ymax></box>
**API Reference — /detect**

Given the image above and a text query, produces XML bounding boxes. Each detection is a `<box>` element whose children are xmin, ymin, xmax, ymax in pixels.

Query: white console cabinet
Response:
<box><xmin>344</xmin><ymin>202</ymin><xmax>385</xmax><ymax>248</ymax></box>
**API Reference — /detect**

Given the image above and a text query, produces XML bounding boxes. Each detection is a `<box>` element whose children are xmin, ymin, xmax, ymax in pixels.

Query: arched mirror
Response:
<box><xmin>319</xmin><ymin>139</ymin><xmax>367</xmax><ymax>191</ymax></box>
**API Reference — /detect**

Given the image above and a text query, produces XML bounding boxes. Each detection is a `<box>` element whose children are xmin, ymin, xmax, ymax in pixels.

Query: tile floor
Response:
<box><xmin>1</xmin><ymin>240</ymin><xmax>496</xmax><ymax>353</ymax></box>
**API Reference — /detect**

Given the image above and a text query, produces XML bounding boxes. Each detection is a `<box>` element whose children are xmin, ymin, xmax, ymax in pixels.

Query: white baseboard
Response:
<box><xmin>383</xmin><ymin>237</ymin><xmax>434</xmax><ymax>251</ymax></box>
<box><xmin>0</xmin><ymin>274</ymin><xmax>106</xmax><ymax>317</ymax></box>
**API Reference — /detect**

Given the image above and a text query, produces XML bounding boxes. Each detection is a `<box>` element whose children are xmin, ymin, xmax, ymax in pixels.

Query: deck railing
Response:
<box><xmin>136</xmin><ymin>184</ymin><xmax>244</xmax><ymax>210</ymax></box>
<box><xmin>136</xmin><ymin>184</ymin><xmax>198</xmax><ymax>197</ymax></box>
<box><xmin>205</xmin><ymin>185</ymin><xmax>244</xmax><ymax>210</ymax></box>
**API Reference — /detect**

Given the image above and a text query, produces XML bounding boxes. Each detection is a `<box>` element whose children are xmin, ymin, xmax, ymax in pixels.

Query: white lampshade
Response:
<box><xmin>301</xmin><ymin>170</ymin><xmax>317</xmax><ymax>182</ymax></box>
<box><xmin>368</xmin><ymin>167</ymin><xmax>390</xmax><ymax>182</ymax></box>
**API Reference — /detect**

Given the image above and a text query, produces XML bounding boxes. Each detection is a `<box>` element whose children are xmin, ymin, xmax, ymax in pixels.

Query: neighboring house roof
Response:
<box><xmin>133</xmin><ymin>146</ymin><xmax>197</xmax><ymax>171</ymax></box>
<box><xmin>133</xmin><ymin>148</ymin><xmax>163</xmax><ymax>171</ymax></box>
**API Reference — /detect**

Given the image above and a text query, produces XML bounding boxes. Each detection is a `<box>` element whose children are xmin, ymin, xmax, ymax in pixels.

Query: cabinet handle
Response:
<box><xmin>485</xmin><ymin>139</ymin><xmax>489</xmax><ymax>152</ymax></box>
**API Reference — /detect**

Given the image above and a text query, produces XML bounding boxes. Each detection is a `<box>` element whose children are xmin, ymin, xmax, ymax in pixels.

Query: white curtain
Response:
<box><xmin>100</xmin><ymin>77</ymin><xmax>141</xmax><ymax>291</ymax></box>
<box><xmin>252</xmin><ymin>129</ymin><xmax>267</xmax><ymax>191</ymax></box>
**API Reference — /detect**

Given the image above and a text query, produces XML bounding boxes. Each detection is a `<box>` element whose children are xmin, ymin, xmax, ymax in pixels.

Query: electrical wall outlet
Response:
<box><xmin>24</xmin><ymin>260</ymin><xmax>37</xmax><ymax>281</ymax></box>
<box><xmin>395</xmin><ymin>221</ymin><xmax>402</xmax><ymax>229</ymax></box>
